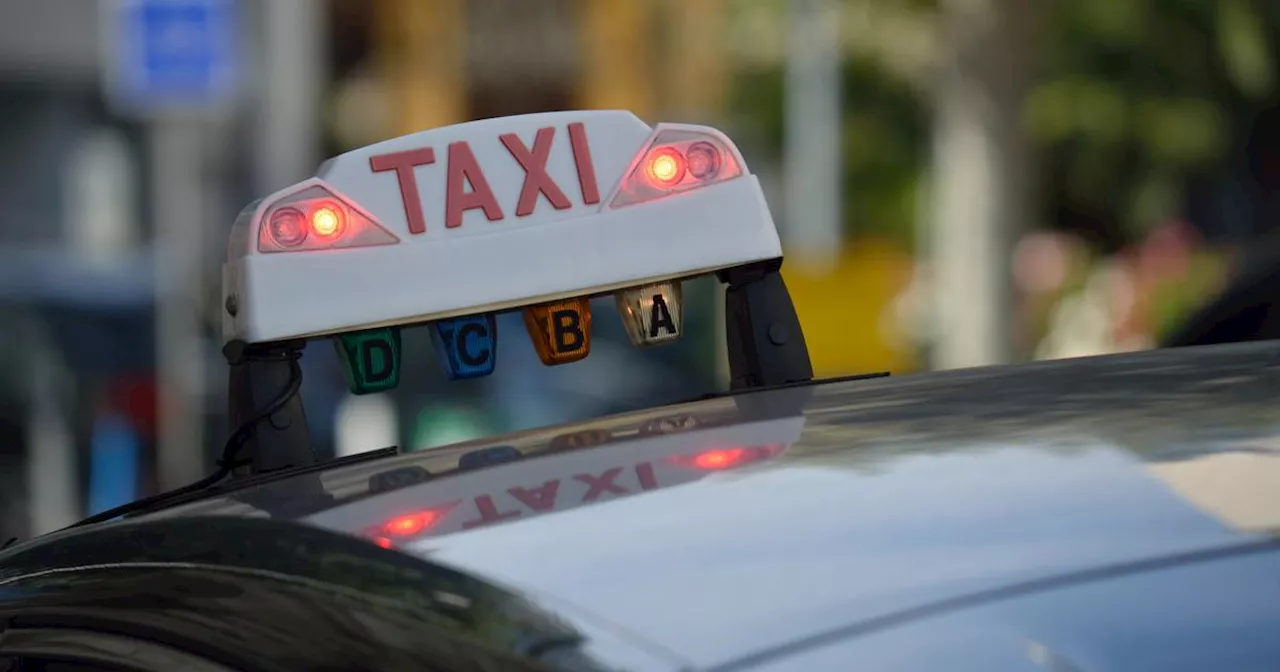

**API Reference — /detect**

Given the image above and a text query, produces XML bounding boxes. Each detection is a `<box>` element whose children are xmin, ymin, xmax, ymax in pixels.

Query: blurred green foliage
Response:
<box><xmin>1033</xmin><ymin>0</ymin><xmax>1277</xmax><ymax>246</ymax></box>
<box><xmin>1149</xmin><ymin>251</ymin><xmax>1231</xmax><ymax>339</ymax></box>
<box><xmin>729</xmin><ymin>0</ymin><xmax>1280</xmax><ymax>250</ymax></box>
<box><xmin>730</xmin><ymin>59</ymin><xmax>928</xmax><ymax>248</ymax></box>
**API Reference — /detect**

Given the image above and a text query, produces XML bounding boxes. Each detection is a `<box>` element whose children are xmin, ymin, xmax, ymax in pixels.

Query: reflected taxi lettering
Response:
<box><xmin>460</xmin><ymin>462</ymin><xmax>659</xmax><ymax>529</ymax></box>
<box><xmin>369</xmin><ymin>122</ymin><xmax>600</xmax><ymax>234</ymax></box>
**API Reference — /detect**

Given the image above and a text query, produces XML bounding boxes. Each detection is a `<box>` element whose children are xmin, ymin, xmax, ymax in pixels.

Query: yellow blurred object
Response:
<box><xmin>783</xmin><ymin>238</ymin><xmax>918</xmax><ymax>376</ymax></box>
<box><xmin>378</xmin><ymin>0</ymin><xmax>466</xmax><ymax>133</ymax></box>
<box><xmin>664</xmin><ymin>0</ymin><xmax>727</xmax><ymax>117</ymax></box>
<box><xmin>576</xmin><ymin>0</ymin><xmax>654</xmax><ymax>117</ymax></box>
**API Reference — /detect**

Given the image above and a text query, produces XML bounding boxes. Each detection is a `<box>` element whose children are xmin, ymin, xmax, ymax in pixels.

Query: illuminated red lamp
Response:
<box><xmin>645</xmin><ymin>147</ymin><xmax>686</xmax><ymax>186</ymax></box>
<box><xmin>610</xmin><ymin>129</ymin><xmax>744</xmax><ymax>208</ymax></box>
<box><xmin>310</xmin><ymin>202</ymin><xmax>345</xmax><ymax>238</ymax></box>
<box><xmin>258</xmin><ymin>184</ymin><xmax>399</xmax><ymax>253</ymax></box>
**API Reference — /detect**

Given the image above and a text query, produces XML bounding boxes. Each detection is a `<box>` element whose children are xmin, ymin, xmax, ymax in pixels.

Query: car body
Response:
<box><xmin>3</xmin><ymin>340</ymin><xmax>1280</xmax><ymax>671</ymax></box>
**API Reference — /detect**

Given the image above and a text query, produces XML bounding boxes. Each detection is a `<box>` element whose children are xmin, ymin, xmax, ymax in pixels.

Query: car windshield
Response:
<box><xmin>135</xmin><ymin>341</ymin><xmax>1280</xmax><ymax>553</ymax></box>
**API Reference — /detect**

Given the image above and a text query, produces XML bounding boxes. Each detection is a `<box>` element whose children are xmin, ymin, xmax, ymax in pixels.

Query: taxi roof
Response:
<box><xmin>140</xmin><ymin>341</ymin><xmax>1280</xmax><ymax>668</ymax></box>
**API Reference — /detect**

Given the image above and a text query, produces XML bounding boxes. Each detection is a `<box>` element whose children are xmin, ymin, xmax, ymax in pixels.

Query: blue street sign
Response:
<box><xmin>105</xmin><ymin>0</ymin><xmax>241</xmax><ymax>113</ymax></box>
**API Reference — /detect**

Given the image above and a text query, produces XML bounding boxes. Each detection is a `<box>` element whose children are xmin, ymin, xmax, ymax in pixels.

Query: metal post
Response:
<box><xmin>153</xmin><ymin>118</ymin><xmax>206</xmax><ymax>489</ymax></box>
<box><xmin>26</xmin><ymin>334</ymin><xmax>79</xmax><ymax>535</ymax></box>
<box><xmin>255</xmin><ymin>0</ymin><xmax>326</xmax><ymax>192</ymax></box>
<box><xmin>783</xmin><ymin>0</ymin><xmax>842</xmax><ymax>274</ymax></box>
<box><xmin>928</xmin><ymin>0</ymin><xmax>1038</xmax><ymax>369</ymax></box>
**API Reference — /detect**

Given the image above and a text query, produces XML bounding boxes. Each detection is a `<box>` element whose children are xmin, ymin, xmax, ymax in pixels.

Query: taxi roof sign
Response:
<box><xmin>218</xmin><ymin>110</ymin><xmax>812</xmax><ymax>480</ymax></box>
<box><xmin>222</xmin><ymin>110</ymin><xmax>781</xmax><ymax>344</ymax></box>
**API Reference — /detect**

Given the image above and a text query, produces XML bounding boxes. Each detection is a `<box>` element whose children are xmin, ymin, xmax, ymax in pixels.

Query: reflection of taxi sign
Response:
<box><xmin>639</xmin><ymin>414</ymin><xmax>702</xmax><ymax>436</ymax></box>
<box><xmin>548</xmin><ymin>428</ymin><xmax>613</xmax><ymax>451</ymax></box>
<box><xmin>222</xmin><ymin>111</ymin><xmax>810</xmax><ymax>419</ymax></box>
<box><xmin>368</xmin><ymin>465</ymin><xmax>431</xmax><ymax>494</ymax></box>
<box><xmin>308</xmin><ymin>415</ymin><xmax>808</xmax><ymax>544</ymax></box>
<box><xmin>458</xmin><ymin>445</ymin><xmax>523</xmax><ymax>470</ymax></box>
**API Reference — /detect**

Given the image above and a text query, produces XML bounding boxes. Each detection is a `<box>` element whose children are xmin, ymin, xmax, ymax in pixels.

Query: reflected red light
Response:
<box><xmin>668</xmin><ymin>445</ymin><xmax>787</xmax><ymax>471</ymax></box>
<box><xmin>384</xmin><ymin>510</ymin><xmax>441</xmax><ymax>536</ymax></box>
<box><xmin>363</xmin><ymin>508</ymin><xmax>450</xmax><ymax>548</ymax></box>
<box><xmin>693</xmin><ymin>448</ymin><xmax>747</xmax><ymax>470</ymax></box>
<box><xmin>363</xmin><ymin>501</ymin><xmax>460</xmax><ymax>545</ymax></box>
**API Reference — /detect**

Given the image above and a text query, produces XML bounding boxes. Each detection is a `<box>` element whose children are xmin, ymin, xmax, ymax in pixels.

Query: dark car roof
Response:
<box><xmin>133</xmin><ymin>342</ymin><xmax>1280</xmax><ymax>669</ymax></box>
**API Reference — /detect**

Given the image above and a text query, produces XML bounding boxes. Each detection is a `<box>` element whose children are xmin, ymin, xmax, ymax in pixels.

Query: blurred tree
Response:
<box><xmin>1028</xmin><ymin>0</ymin><xmax>1277</xmax><ymax>249</ymax></box>
<box><xmin>730</xmin><ymin>41</ymin><xmax>928</xmax><ymax>249</ymax></box>
<box><xmin>728</xmin><ymin>0</ymin><xmax>1280</xmax><ymax>251</ymax></box>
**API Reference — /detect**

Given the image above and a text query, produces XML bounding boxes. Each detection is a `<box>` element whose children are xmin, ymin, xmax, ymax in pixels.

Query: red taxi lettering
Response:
<box><xmin>446</xmin><ymin>141</ymin><xmax>504</xmax><ymax>228</ymax></box>
<box><xmin>575</xmin><ymin>467</ymin><xmax>627</xmax><ymax>501</ymax></box>
<box><xmin>567</xmin><ymin>122</ymin><xmax>600</xmax><ymax>205</ymax></box>
<box><xmin>509</xmin><ymin>480</ymin><xmax>559</xmax><ymax>511</ymax></box>
<box><xmin>368</xmin><ymin>147</ymin><xmax>436</xmax><ymax>235</ymax></box>
<box><xmin>369</xmin><ymin>123</ymin><xmax>600</xmax><ymax>235</ymax></box>
<box><xmin>455</xmin><ymin>462</ymin><xmax>659</xmax><ymax>532</ymax></box>
<box><xmin>501</xmin><ymin>127</ymin><xmax>571</xmax><ymax>216</ymax></box>
<box><xmin>461</xmin><ymin>494</ymin><xmax>521</xmax><ymax>529</ymax></box>
<box><xmin>635</xmin><ymin>462</ymin><xmax>659</xmax><ymax>491</ymax></box>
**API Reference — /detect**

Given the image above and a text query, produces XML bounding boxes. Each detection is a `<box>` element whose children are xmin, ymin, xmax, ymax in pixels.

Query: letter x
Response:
<box><xmin>575</xmin><ymin>468</ymin><xmax>628</xmax><ymax>501</ymax></box>
<box><xmin>501</xmin><ymin>126</ymin><xmax>571</xmax><ymax>216</ymax></box>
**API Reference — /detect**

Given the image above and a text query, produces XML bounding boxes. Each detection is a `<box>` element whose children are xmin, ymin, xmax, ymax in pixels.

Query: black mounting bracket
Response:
<box><xmin>222</xmin><ymin>257</ymin><xmax>813</xmax><ymax>479</ymax></box>
<box><xmin>718</xmin><ymin>258</ymin><xmax>814</xmax><ymax>392</ymax></box>
<box><xmin>223</xmin><ymin>338</ymin><xmax>317</xmax><ymax>478</ymax></box>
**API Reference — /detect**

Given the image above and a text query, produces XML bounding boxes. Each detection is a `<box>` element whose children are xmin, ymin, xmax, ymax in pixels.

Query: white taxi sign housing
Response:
<box><xmin>223</xmin><ymin>110</ymin><xmax>782</xmax><ymax>344</ymax></box>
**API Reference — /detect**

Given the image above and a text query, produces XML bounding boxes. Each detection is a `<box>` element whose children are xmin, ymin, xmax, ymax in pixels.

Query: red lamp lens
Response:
<box><xmin>686</xmin><ymin>142</ymin><xmax>722</xmax><ymax>180</ymax></box>
<box><xmin>310</xmin><ymin>203</ymin><xmax>345</xmax><ymax>238</ymax></box>
<box><xmin>268</xmin><ymin>208</ymin><xmax>308</xmax><ymax>247</ymax></box>
<box><xmin>646</xmin><ymin>147</ymin><xmax>686</xmax><ymax>186</ymax></box>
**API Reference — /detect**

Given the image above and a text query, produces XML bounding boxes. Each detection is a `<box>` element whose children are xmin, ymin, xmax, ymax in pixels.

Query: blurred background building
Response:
<box><xmin>2</xmin><ymin>0</ymin><xmax>1278</xmax><ymax>540</ymax></box>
